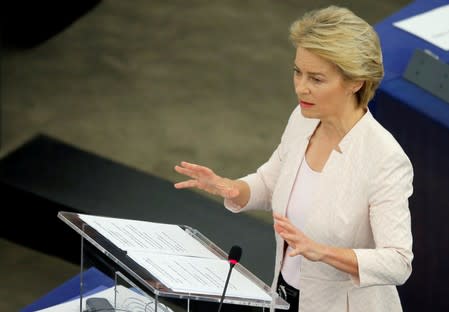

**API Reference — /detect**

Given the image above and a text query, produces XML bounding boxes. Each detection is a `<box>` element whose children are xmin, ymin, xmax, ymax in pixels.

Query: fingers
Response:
<box><xmin>273</xmin><ymin>213</ymin><xmax>304</xmax><ymax>257</ymax></box>
<box><xmin>273</xmin><ymin>212</ymin><xmax>289</xmax><ymax>223</ymax></box>
<box><xmin>274</xmin><ymin>223</ymin><xmax>295</xmax><ymax>241</ymax></box>
<box><xmin>274</xmin><ymin>224</ymin><xmax>301</xmax><ymax>256</ymax></box>
<box><xmin>178</xmin><ymin>161</ymin><xmax>213</xmax><ymax>175</ymax></box>
<box><xmin>174</xmin><ymin>179</ymin><xmax>198</xmax><ymax>189</ymax></box>
<box><xmin>275</xmin><ymin>227</ymin><xmax>302</xmax><ymax>257</ymax></box>
<box><xmin>179</xmin><ymin>161</ymin><xmax>197</xmax><ymax>168</ymax></box>
<box><xmin>279</xmin><ymin>231</ymin><xmax>298</xmax><ymax>242</ymax></box>
<box><xmin>273</xmin><ymin>213</ymin><xmax>297</xmax><ymax>233</ymax></box>
<box><xmin>288</xmin><ymin>249</ymin><xmax>301</xmax><ymax>257</ymax></box>
<box><xmin>174</xmin><ymin>165</ymin><xmax>197</xmax><ymax>179</ymax></box>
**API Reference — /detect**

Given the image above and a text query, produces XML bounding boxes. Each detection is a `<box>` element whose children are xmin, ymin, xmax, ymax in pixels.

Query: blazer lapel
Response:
<box><xmin>276</xmin><ymin>121</ymin><xmax>319</xmax><ymax>216</ymax></box>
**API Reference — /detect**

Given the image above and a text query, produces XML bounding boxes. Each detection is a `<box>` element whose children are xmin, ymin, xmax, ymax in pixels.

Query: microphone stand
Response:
<box><xmin>217</xmin><ymin>262</ymin><xmax>236</xmax><ymax>312</ymax></box>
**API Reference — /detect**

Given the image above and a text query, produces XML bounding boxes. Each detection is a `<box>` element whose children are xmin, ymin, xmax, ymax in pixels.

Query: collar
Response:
<box><xmin>303</xmin><ymin>109</ymin><xmax>373</xmax><ymax>154</ymax></box>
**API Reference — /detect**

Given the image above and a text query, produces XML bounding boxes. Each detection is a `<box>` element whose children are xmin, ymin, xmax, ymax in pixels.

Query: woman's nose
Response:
<box><xmin>294</xmin><ymin>77</ymin><xmax>310</xmax><ymax>95</ymax></box>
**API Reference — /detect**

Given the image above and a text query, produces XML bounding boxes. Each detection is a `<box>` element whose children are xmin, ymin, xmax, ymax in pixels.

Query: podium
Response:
<box><xmin>57</xmin><ymin>211</ymin><xmax>289</xmax><ymax>311</ymax></box>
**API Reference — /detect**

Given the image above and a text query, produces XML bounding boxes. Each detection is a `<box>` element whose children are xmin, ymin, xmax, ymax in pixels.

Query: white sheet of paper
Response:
<box><xmin>79</xmin><ymin>214</ymin><xmax>218</xmax><ymax>258</ymax></box>
<box><xmin>128</xmin><ymin>251</ymin><xmax>272</xmax><ymax>302</ymax></box>
<box><xmin>77</xmin><ymin>214</ymin><xmax>272</xmax><ymax>303</ymax></box>
<box><xmin>393</xmin><ymin>4</ymin><xmax>449</xmax><ymax>50</ymax></box>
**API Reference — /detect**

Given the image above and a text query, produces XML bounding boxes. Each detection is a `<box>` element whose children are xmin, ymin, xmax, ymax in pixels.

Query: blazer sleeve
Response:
<box><xmin>224</xmin><ymin>107</ymin><xmax>301</xmax><ymax>213</ymax></box>
<box><xmin>353</xmin><ymin>150</ymin><xmax>414</xmax><ymax>287</ymax></box>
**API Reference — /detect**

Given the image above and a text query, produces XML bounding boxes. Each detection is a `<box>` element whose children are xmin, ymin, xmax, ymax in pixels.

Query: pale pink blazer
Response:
<box><xmin>225</xmin><ymin>106</ymin><xmax>414</xmax><ymax>312</ymax></box>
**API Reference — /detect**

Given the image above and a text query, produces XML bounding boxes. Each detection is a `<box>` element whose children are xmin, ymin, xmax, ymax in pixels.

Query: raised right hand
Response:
<box><xmin>174</xmin><ymin>161</ymin><xmax>240</xmax><ymax>199</ymax></box>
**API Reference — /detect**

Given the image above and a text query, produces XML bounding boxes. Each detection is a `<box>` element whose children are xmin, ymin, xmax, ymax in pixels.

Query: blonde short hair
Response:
<box><xmin>289</xmin><ymin>6</ymin><xmax>384</xmax><ymax>107</ymax></box>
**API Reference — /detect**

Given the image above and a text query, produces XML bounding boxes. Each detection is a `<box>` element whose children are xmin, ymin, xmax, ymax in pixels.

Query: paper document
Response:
<box><xmin>393</xmin><ymin>4</ymin><xmax>449</xmax><ymax>50</ymax></box>
<box><xmin>129</xmin><ymin>251</ymin><xmax>272</xmax><ymax>301</ymax></box>
<box><xmin>79</xmin><ymin>214</ymin><xmax>218</xmax><ymax>258</ymax></box>
<box><xmin>78</xmin><ymin>214</ymin><xmax>273</xmax><ymax>304</ymax></box>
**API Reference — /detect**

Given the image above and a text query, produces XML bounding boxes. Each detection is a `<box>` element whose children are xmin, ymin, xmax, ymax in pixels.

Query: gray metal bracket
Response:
<box><xmin>403</xmin><ymin>49</ymin><xmax>449</xmax><ymax>104</ymax></box>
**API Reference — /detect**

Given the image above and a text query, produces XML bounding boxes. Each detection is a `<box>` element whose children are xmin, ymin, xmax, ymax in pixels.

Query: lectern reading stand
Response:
<box><xmin>57</xmin><ymin>211</ymin><xmax>289</xmax><ymax>311</ymax></box>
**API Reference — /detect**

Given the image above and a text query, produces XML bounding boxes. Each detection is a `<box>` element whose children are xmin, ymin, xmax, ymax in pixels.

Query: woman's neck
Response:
<box><xmin>317</xmin><ymin>106</ymin><xmax>366</xmax><ymax>143</ymax></box>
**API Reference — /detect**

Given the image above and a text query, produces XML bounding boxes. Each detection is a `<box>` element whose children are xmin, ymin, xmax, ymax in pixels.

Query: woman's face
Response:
<box><xmin>293</xmin><ymin>47</ymin><xmax>359</xmax><ymax>121</ymax></box>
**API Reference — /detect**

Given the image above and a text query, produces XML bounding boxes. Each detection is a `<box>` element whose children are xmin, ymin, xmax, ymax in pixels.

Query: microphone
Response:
<box><xmin>217</xmin><ymin>245</ymin><xmax>242</xmax><ymax>312</ymax></box>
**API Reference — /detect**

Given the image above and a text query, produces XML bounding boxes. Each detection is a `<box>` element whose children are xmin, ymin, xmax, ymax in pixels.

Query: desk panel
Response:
<box><xmin>373</xmin><ymin>1</ymin><xmax>449</xmax><ymax>311</ymax></box>
<box><xmin>20</xmin><ymin>267</ymin><xmax>113</xmax><ymax>312</ymax></box>
<box><xmin>374</xmin><ymin>90</ymin><xmax>449</xmax><ymax>312</ymax></box>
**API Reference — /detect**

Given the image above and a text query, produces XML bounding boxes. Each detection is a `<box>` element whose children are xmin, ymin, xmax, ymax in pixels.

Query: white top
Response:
<box><xmin>281</xmin><ymin>156</ymin><xmax>321</xmax><ymax>289</ymax></box>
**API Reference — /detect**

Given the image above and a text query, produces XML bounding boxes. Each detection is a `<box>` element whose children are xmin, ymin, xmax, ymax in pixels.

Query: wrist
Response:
<box><xmin>313</xmin><ymin>242</ymin><xmax>329</xmax><ymax>262</ymax></box>
<box><xmin>229</xmin><ymin>179</ymin><xmax>250</xmax><ymax>207</ymax></box>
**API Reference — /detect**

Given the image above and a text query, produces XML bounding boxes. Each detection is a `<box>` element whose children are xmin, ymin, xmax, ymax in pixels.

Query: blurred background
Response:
<box><xmin>3</xmin><ymin>0</ymin><xmax>442</xmax><ymax>311</ymax></box>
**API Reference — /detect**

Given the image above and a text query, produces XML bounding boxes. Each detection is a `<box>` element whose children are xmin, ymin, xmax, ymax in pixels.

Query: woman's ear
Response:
<box><xmin>352</xmin><ymin>80</ymin><xmax>364</xmax><ymax>93</ymax></box>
